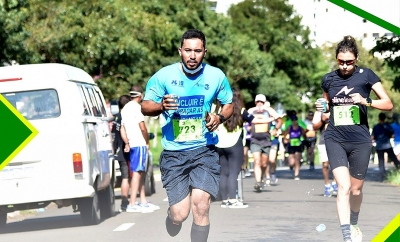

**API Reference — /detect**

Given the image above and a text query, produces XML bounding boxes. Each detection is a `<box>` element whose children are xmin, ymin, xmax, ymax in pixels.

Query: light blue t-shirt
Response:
<box><xmin>144</xmin><ymin>63</ymin><xmax>233</xmax><ymax>151</ymax></box>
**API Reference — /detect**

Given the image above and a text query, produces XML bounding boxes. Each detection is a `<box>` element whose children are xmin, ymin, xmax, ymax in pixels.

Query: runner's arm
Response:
<box><xmin>141</xmin><ymin>94</ymin><xmax>179</xmax><ymax>116</ymax></box>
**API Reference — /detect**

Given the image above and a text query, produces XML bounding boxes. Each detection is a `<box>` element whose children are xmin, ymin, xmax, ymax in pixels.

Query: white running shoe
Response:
<box><xmin>351</xmin><ymin>225</ymin><xmax>363</xmax><ymax>242</ymax></box>
<box><xmin>228</xmin><ymin>200</ymin><xmax>249</xmax><ymax>209</ymax></box>
<box><xmin>126</xmin><ymin>205</ymin><xmax>154</xmax><ymax>213</ymax></box>
<box><xmin>140</xmin><ymin>202</ymin><xmax>160</xmax><ymax>211</ymax></box>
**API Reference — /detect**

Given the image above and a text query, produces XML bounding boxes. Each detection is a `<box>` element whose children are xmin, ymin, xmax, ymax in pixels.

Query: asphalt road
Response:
<box><xmin>1</xmin><ymin>163</ymin><xmax>399</xmax><ymax>242</ymax></box>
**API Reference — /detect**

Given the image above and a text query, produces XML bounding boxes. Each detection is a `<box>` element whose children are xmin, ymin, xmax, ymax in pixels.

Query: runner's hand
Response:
<box><xmin>349</xmin><ymin>93</ymin><xmax>365</xmax><ymax>105</ymax></box>
<box><xmin>205</xmin><ymin>113</ymin><xmax>220</xmax><ymax>132</ymax></box>
<box><xmin>162</xmin><ymin>94</ymin><xmax>179</xmax><ymax>111</ymax></box>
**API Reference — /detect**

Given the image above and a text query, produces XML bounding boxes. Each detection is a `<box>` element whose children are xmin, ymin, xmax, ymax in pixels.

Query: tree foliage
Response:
<box><xmin>0</xmin><ymin>0</ymin><xmax>328</xmax><ymax>110</ymax></box>
<box><xmin>371</xmin><ymin>36</ymin><xmax>400</xmax><ymax>92</ymax></box>
<box><xmin>228</xmin><ymin>0</ymin><xmax>328</xmax><ymax>109</ymax></box>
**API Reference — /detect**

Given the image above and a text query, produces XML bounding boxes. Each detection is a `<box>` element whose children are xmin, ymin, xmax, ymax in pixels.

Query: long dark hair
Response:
<box><xmin>216</xmin><ymin>87</ymin><xmax>244</xmax><ymax>132</ymax></box>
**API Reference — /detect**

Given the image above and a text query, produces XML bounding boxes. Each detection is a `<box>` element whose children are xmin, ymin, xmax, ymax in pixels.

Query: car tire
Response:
<box><xmin>79</xmin><ymin>188</ymin><xmax>101</xmax><ymax>225</ymax></box>
<box><xmin>151</xmin><ymin>173</ymin><xmax>156</xmax><ymax>194</ymax></box>
<box><xmin>99</xmin><ymin>182</ymin><xmax>115</xmax><ymax>219</ymax></box>
<box><xmin>145</xmin><ymin>168</ymin><xmax>154</xmax><ymax>196</ymax></box>
<box><xmin>0</xmin><ymin>212</ymin><xmax>6</xmax><ymax>229</ymax></box>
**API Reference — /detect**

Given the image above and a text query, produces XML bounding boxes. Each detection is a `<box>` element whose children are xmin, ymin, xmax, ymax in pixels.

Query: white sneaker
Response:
<box><xmin>126</xmin><ymin>204</ymin><xmax>145</xmax><ymax>213</ymax></box>
<box><xmin>228</xmin><ymin>200</ymin><xmax>249</xmax><ymax>209</ymax></box>
<box><xmin>140</xmin><ymin>202</ymin><xmax>160</xmax><ymax>211</ymax></box>
<box><xmin>351</xmin><ymin>225</ymin><xmax>363</xmax><ymax>242</ymax></box>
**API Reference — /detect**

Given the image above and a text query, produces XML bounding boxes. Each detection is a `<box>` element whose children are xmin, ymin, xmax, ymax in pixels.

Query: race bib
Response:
<box><xmin>290</xmin><ymin>138</ymin><xmax>301</xmax><ymax>146</ymax></box>
<box><xmin>254</xmin><ymin>123</ymin><xmax>269</xmax><ymax>133</ymax></box>
<box><xmin>333</xmin><ymin>105</ymin><xmax>360</xmax><ymax>126</ymax></box>
<box><xmin>172</xmin><ymin>118</ymin><xmax>203</xmax><ymax>142</ymax></box>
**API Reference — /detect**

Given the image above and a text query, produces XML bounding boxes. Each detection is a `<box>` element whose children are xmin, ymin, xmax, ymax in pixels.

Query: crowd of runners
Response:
<box><xmin>111</xmin><ymin>30</ymin><xmax>398</xmax><ymax>242</ymax></box>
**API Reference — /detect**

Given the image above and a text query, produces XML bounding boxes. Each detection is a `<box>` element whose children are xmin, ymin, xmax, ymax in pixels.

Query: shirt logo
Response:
<box><xmin>171</xmin><ymin>80</ymin><xmax>184</xmax><ymax>87</ymax></box>
<box><xmin>205</xmin><ymin>84</ymin><xmax>209</xmax><ymax>90</ymax></box>
<box><xmin>335</xmin><ymin>86</ymin><xmax>354</xmax><ymax>96</ymax></box>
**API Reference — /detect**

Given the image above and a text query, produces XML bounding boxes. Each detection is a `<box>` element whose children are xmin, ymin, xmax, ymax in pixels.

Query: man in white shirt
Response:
<box><xmin>121</xmin><ymin>85</ymin><xmax>159</xmax><ymax>213</ymax></box>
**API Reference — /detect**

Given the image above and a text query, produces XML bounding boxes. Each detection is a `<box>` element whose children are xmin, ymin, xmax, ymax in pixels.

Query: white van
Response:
<box><xmin>0</xmin><ymin>63</ymin><xmax>115</xmax><ymax>226</ymax></box>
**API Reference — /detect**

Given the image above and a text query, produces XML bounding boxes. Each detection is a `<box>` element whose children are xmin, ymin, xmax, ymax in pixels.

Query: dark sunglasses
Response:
<box><xmin>337</xmin><ymin>59</ymin><xmax>356</xmax><ymax>66</ymax></box>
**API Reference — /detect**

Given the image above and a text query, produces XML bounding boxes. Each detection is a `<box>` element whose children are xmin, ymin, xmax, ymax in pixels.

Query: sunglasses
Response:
<box><xmin>337</xmin><ymin>59</ymin><xmax>356</xmax><ymax>66</ymax></box>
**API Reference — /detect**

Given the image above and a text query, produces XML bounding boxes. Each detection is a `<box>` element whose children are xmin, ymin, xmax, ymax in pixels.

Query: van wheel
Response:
<box><xmin>151</xmin><ymin>174</ymin><xmax>156</xmax><ymax>194</ymax></box>
<box><xmin>79</xmin><ymin>189</ymin><xmax>101</xmax><ymax>225</ymax></box>
<box><xmin>0</xmin><ymin>212</ymin><xmax>6</xmax><ymax>228</ymax></box>
<box><xmin>99</xmin><ymin>182</ymin><xmax>115</xmax><ymax>219</ymax></box>
<box><xmin>145</xmin><ymin>168</ymin><xmax>154</xmax><ymax>196</ymax></box>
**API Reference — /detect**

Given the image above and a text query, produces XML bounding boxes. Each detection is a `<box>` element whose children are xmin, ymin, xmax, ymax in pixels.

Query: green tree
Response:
<box><xmin>371</xmin><ymin>37</ymin><xmax>400</xmax><ymax>92</ymax></box>
<box><xmin>228</xmin><ymin>0</ymin><xmax>328</xmax><ymax>110</ymax></box>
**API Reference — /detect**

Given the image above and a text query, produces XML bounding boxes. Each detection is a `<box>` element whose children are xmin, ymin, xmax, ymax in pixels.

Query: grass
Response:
<box><xmin>386</xmin><ymin>169</ymin><xmax>400</xmax><ymax>185</ymax></box>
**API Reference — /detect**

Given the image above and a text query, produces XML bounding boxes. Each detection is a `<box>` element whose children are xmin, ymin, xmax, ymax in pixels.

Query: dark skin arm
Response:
<box><xmin>206</xmin><ymin>103</ymin><xmax>234</xmax><ymax>132</ymax></box>
<box><xmin>141</xmin><ymin>94</ymin><xmax>179</xmax><ymax>117</ymax></box>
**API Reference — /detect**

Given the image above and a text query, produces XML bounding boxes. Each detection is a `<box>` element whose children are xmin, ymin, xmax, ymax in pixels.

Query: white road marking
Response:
<box><xmin>113</xmin><ymin>223</ymin><xmax>135</xmax><ymax>231</ymax></box>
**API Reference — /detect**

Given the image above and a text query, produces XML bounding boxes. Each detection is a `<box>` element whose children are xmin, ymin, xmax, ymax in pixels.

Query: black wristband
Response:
<box><xmin>217</xmin><ymin>114</ymin><xmax>226</xmax><ymax>123</ymax></box>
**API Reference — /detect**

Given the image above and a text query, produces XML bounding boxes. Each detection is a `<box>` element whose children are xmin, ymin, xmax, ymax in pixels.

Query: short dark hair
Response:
<box><xmin>336</xmin><ymin>35</ymin><xmax>359</xmax><ymax>58</ymax></box>
<box><xmin>118</xmin><ymin>95</ymin><xmax>130</xmax><ymax>110</ymax></box>
<box><xmin>181</xmin><ymin>29</ymin><xmax>206</xmax><ymax>49</ymax></box>
<box><xmin>131</xmin><ymin>84</ymin><xmax>143</xmax><ymax>93</ymax></box>
<box><xmin>378</xmin><ymin>112</ymin><xmax>386</xmax><ymax>121</ymax></box>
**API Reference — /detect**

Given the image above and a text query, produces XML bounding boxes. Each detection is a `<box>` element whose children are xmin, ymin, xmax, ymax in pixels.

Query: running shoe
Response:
<box><xmin>166</xmin><ymin>208</ymin><xmax>181</xmax><ymax>237</ymax></box>
<box><xmin>228</xmin><ymin>200</ymin><xmax>249</xmax><ymax>209</ymax></box>
<box><xmin>331</xmin><ymin>182</ymin><xmax>338</xmax><ymax>196</ymax></box>
<box><xmin>265</xmin><ymin>178</ymin><xmax>271</xmax><ymax>186</ymax></box>
<box><xmin>245</xmin><ymin>169</ymin><xmax>251</xmax><ymax>177</ymax></box>
<box><xmin>294</xmin><ymin>176</ymin><xmax>300</xmax><ymax>181</ymax></box>
<box><xmin>221</xmin><ymin>200</ymin><xmax>232</xmax><ymax>208</ymax></box>
<box><xmin>351</xmin><ymin>225</ymin><xmax>363</xmax><ymax>242</ymax></box>
<box><xmin>126</xmin><ymin>204</ymin><xmax>153</xmax><ymax>213</ymax></box>
<box><xmin>139</xmin><ymin>202</ymin><xmax>160</xmax><ymax>211</ymax></box>
<box><xmin>324</xmin><ymin>185</ymin><xmax>332</xmax><ymax>197</ymax></box>
<box><xmin>254</xmin><ymin>182</ymin><xmax>262</xmax><ymax>192</ymax></box>
<box><xmin>270</xmin><ymin>174</ymin><xmax>278</xmax><ymax>185</ymax></box>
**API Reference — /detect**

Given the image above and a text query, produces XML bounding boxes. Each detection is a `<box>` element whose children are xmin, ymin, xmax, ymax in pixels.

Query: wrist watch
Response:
<box><xmin>217</xmin><ymin>114</ymin><xmax>226</xmax><ymax>123</ymax></box>
<box><xmin>366</xmin><ymin>97</ymin><xmax>372</xmax><ymax>107</ymax></box>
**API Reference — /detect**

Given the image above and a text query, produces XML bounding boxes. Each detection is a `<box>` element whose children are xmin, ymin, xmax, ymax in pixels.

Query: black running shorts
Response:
<box><xmin>325</xmin><ymin>139</ymin><xmax>372</xmax><ymax>180</ymax></box>
<box><xmin>160</xmin><ymin>145</ymin><xmax>220</xmax><ymax>206</ymax></box>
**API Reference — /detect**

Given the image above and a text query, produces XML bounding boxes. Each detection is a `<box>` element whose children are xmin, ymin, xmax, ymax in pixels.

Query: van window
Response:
<box><xmin>2</xmin><ymin>89</ymin><xmax>60</xmax><ymax>120</ymax></box>
<box><xmin>92</xmin><ymin>88</ymin><xmax>107</xmax><ymax>117</ymax></box>
<box><xmin>81</xmin><ymin>86</ymin><xmax>101</xmax><ymax>117</ymax></box>
<box><xmin>77</xmin><ymin>85</ymin><xmax>91</xmax><ymax>116</ymax></box>
<box><xmin>85</xmin><ymin>86</ymin><xmax>103</xmax><ymax>117</ymax></box>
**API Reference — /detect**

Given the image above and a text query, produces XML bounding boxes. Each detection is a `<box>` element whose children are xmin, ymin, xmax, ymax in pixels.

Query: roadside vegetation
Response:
<box><xmin>386</xmin><ymin>169</ymin><xmax>400</xmax><ymax>186</ymax></box>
